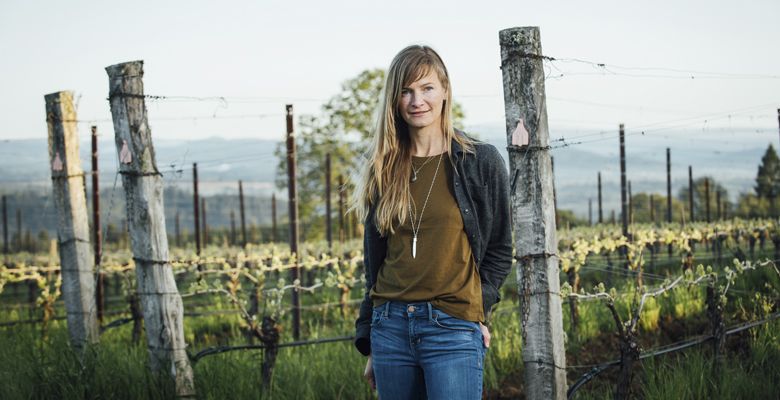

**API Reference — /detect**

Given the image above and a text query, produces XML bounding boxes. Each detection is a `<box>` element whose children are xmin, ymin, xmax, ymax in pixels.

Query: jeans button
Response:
<box><xmin>407</xmin><ymin>305</ymin><xmax>415</xmax><ymax>312</ymax></box>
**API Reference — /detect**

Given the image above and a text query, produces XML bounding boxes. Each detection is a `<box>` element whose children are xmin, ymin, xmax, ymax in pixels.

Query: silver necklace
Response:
<box><xmin>408</xmin><ymin>153</ymin><xmax>443</xmax><ymax>258</ymax></box>
<box><xmin>411</xmin><ymin>155</ymin><xmax>436</xmax><ymax>182</ymax></box>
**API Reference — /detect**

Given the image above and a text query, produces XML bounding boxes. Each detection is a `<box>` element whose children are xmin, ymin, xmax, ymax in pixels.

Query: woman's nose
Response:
<box><xmin>410</xmin><ymin>93</ymin><xmax>425</xmax><ymax>107</ymax></box>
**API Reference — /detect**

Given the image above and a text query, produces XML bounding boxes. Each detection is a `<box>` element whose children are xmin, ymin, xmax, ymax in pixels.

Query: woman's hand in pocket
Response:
<box><xmin>364</xmin><ymin>355</ymin><xmax>376</xmax><ymax>390</ymax></box>
<box><xmin>478</xmin><ymin>322</ymin><xmax>491</xmax><ymax>348</ymax></box>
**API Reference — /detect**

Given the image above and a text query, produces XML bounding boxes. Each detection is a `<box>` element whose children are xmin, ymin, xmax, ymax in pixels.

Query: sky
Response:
<box><xmin>1</xmin><ymin>0</ymin><xmax>779</xmax><ymax>152</ymax></box>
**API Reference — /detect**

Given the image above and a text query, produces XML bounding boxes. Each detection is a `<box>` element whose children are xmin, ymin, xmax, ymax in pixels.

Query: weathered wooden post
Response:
<box><xmin>666</xmin><ymin>148</ymin><xmax>672</xmax><ymax>258</ymax></box>
<box><xmin>619</xmin><ymin>125</ymin><xmax>629</xmax><ymax>270</ymax></box>
<box><xmin>239</xmin><ymin>180</ymin><xmax>247</xmax><ymax>247</ymax></box>
<box><xmin>688</xmin><ymin>166</ymin><xmax>694</xmax><ymax>222</ymax></box>
<box><xmin>2</xmin><ymin>195</ymin><xmax>7</xmax><ymax>254</ymax></box>
<box><xmin>705</xmin><ymin>178</ymin><xmax>711</xmax><ymax>223</ymax></box>
<box><xmin>105</xmin><ymin>61</ymin><xmax>196</xmax><ymax>397</ymax></box>
<box><xmin>230</xmin><ymin>210</ymin><xmax>236</xmax><ymax>246</ymax></box>
<box><xmin>628</xmin><ymin>180</ymin><xmax>633</xmax><ymax>225</ymax></box>
<box><xmin>338</xmin><ymin>174</ymin><xmax>346</xmax><ymax>243</ymax></box>
<box><xmin>285</xmin><ymin>104</ymin><xmax>301</xmax><ymax>340</ymax></box>
<box><xmin>201</xmin><ymin>198</ymin><xmax>208</xmax><ymax>246</ymax></box>
<box><xmin>193</xmin><ymin>163</ymin><xmax>200</xmax><ymax>255</ymax></box>
<box><xmin>325</xmin><ymin>153</ymin><xmax>333</xmax><ymax>252</ymax></box>
<box><xmin>597</xmin><ymin>172</ymin><xmax>603</xmax><ymax>223</ymax></box>
<box><xmin>619</xmin><ymin>125</ymin><xmax>628</xmax><ymax>235</ymax></box>
<box><xmin>271</xmin><ymin>193</ymin><xmax>278</xmax><ymax>243</ymax></box>
<box><xmin>551</xmin><ymin>156</ymin><xmax>559</xmax><ymax>227</ymax></box>
<box><xmin>91</xmin><ymin>125</ymin><xmax>105</xmax><ymax>324</ymax></box>
<box><xmin>499</xmin><ymin>27</ymin><xmax>567</xmax><ymax>399</ymax></box>
<box><xmin>45</xmin><ymin>90</ymin><xmax>100</xmax><ymax>351</ymax></box>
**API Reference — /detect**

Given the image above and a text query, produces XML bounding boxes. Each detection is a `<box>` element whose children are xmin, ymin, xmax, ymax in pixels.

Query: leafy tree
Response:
<box><xmin>275</xmin><ymin>69</ymin><xmax>466</xmax><ymax>241</ymax></box>
<box><xmin>627</xmin><ymin>193</ymin><xmax>688</xmax><ymax>224</ymax></box>
<box><xmin>754</xmin><ymin>144</ymin><xmax>780</xmax><ymax>216</ymax></box>
<box><xmin>734</xmin><ymin>192</ymin><xmax>771</xmax><ymax>219</ymax></box>
<box><xmin>676</xmin><ymin>177</ymin><xmax>729</xmax><ymax>222</ymax></box>
<box><xmin>557</xmin><ymin>209</ymin><xmax>588</xmax><ymax>229</ymax></box>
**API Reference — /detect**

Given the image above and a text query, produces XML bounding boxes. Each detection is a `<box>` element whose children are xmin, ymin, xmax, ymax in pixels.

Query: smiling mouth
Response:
<box><xmin>410</xmin><ymin>110</ymin><xmax>429</xmax><ymax>116</ymax></box>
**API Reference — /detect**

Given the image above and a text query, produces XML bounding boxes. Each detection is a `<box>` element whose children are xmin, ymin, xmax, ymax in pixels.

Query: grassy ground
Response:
<box><xmin>0</xmin><ymin>246</ymin><xmax>778</xmax><ymax>399</ymax></box>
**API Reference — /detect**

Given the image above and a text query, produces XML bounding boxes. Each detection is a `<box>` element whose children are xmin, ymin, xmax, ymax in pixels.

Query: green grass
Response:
<box><xmin>0</xmin><ymin>243</ymin><xmax>777</xmax><ymax>399</ymax></box>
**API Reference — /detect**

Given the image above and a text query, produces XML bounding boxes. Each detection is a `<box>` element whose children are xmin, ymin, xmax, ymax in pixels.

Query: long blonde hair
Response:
<box><xmin>351</xmin><ymin>45</ymin><xmax>474</xmax><ymax>235</ymax></box>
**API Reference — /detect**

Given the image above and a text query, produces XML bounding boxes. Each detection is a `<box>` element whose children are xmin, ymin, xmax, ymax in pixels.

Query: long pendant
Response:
<box><xmin>412</xmin><ymin>235</ymin><xmax>417</xmax><ymax>258</ymax></box>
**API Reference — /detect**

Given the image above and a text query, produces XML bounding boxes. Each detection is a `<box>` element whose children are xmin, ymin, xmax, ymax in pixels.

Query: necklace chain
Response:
<box><xmin>411</xmin><ymin>155</ymin><xmax>436</xmax><ymax>182</ymax></box>
<box><xmin>408</xmin><ymin>153</ymin><xmax>443</xmax><ymax>258</ymax></box>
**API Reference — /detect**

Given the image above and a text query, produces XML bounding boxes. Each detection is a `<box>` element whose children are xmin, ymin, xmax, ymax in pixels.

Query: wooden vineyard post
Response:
<box><xmin>628</xmin><ymin>180</ymin><xmax>633</xmax><ymax>225</ymax></box>
<box><xmin>2</xmin><ymin>195</ymin><xmax>7</xmax><ymax>254</ymax></box>
<box><xmin>338</xmin><ymin>175</ymin><xmax>345</xmax><ymax>243</ymax></box>
<box><xmin>271</xmin><ymin>193</ymin><xmax>277</xmax><ymax>243</ymax></box>
<box><xmin>285</xmin><ymin>104</ymin><xmax>302</xmax><ymax>340</ymax></box>
<box><xmin>230</xmin><ymin>210</ymin><xmax>236</xmax><ymax>246</ymax></box>
<box><xmin>45</xmin><ymin>90</ymin><xmax>100</xmax><ymax>351</ymax></box>
<box><xmin>325</xmin><ymin>153</ymin><xmax>332</xmax><ymax>252</ymax></box>
<box><xmin>705</xmin><ymin>177</ymin><xmax>711</xmax><ymax>223</ymax></box>
<box><xmin>201</xmin><ymin>198</ymin><xmax>208</xmax><ymax>246</ymax></box>
<box><xmin>619</xmin><ymin>124</ymin><xmax>629</xmax><ymax>269</ymax></box>
<box><xmin>239</xmin><ymin>180</ymin><xmax>247</xmax><ymax>247</ymax></box>
<box><xmin>688</xmin><ymin>166</ymin><xmax>694</xmax><ymax>223</ymax></box>
<box><xmin>499</xmin><ymin>27</ymin><xmax>567</xmax><ymax>399</ymax></box>
<box><xmin>105</xmin><ymin>61</ymin><xmax>196</xmax><ymax>397</ymax></box>
<box><xmin>666</xmin><ymin>148</ymin><xmax>673</xmax><ymax>258</ymax></box>
<box><xmin>551</xmin><ymin>156</ymin><xmax>559</xmax><ymax>228</ymax></box>
<box><xmin>193</xmin><ymin>163</ymin><xmax>200</xmax><ymax>255</ymax></box>
<box><xmin>597</xmin><ymin>172</ymin><xmax>603</xmax><ymax>223</ymax></box>
<box><xmin>92</xmin><ymin>126</ymin><xmax>105</xmax><ymax>324</ymax></box>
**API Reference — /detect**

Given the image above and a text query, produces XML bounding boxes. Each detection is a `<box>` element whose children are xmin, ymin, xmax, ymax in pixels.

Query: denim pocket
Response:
<box><xmin>431</xmin><ymin>309</ymin><xmax>478</xmax><ymax>332</ymax></box>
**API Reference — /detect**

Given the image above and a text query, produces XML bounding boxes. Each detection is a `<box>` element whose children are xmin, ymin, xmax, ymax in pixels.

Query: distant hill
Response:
<box><xmin>0</xmin><ymin>125</ymin><xmax>772</xmax><ymax>235</ymax></box>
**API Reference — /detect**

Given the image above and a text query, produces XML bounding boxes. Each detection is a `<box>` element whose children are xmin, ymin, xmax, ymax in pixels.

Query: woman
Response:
<box><xmin>352</xmin><ymin>45</ymin><xmax>512</xmax><ymax>399</ymax></box>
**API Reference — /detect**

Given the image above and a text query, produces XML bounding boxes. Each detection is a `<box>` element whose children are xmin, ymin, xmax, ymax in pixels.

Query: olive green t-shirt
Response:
<box><xmin>370</xmin><ymin>153</ymin><xmax>484</xmax><ymax>322</ymax></box>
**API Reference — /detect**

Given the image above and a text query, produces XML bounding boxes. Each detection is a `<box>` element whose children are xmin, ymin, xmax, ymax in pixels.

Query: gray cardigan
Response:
<box><xmin>354</xmin><ymin>133</ymin><xmax>513</xmax><ymax>356</ymax></box>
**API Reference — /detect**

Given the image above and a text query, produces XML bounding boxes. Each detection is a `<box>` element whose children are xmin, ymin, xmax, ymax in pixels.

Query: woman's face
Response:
<box><xmin>397</xmin><ymin>69</ymin><xmax>447</xmax><ymax>132</ymax></box>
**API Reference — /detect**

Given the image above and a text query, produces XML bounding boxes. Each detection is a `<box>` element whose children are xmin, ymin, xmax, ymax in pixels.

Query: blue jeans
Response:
<box><xmin>370</xmin><ymin>301</ymin><xmax>487</xmax><ymax>400</ymax></box>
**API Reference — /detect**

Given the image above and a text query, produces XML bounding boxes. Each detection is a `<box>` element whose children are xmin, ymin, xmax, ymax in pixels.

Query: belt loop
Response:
<box><xmin>427</xmin><ymin>302</ymin><xmax>434</xmax><ymax>322</ymax></box>
<box><xmin>383</xmin><ymin>301</ymin><xmax>390</xmax><ymax>318</ymax></box>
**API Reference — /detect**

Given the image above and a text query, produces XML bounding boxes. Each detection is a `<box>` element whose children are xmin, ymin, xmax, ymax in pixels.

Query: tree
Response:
<box><xmin>556</xmin><ymin>209</ymin><xmax>587</xmax><ymax>229</ymax></box>
<box><xmin>627</xmin><ymin>193</ymin><xmax>687</xmax><ymax>224</ymax></box>
<box><xmin>734</xmin><ymin>192</ymin><xmax>771</xmax><ymax>219</ymax></box>
<box><xmin>275</xmin><ymin>69</ymin><xmax>465</xmax><ymax>241</ymax></box>
<box><xmin>755</xmin><ymin>144</ymin><xmax>780</xmax><ymax>216</ymax></box>
<box><xmin>676</xmin><ymin>177</ymin><xmax>729</xmax><ymax>222</ymax></box>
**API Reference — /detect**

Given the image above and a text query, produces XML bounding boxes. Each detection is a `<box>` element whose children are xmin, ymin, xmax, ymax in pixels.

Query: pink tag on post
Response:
<box><xmin>119</xmin><ymin>140</ymin><xmax>132</xmax><ymax>164</ymax></box>
<box><xmin>52</xmin><ymin>152</ymin><xmax>63</xmax><ymax>171</ymax></box>
<box><xmin>512</xmin><ymin>119</ymin><xmax>530</xmax><ymax>146</ymax></box>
